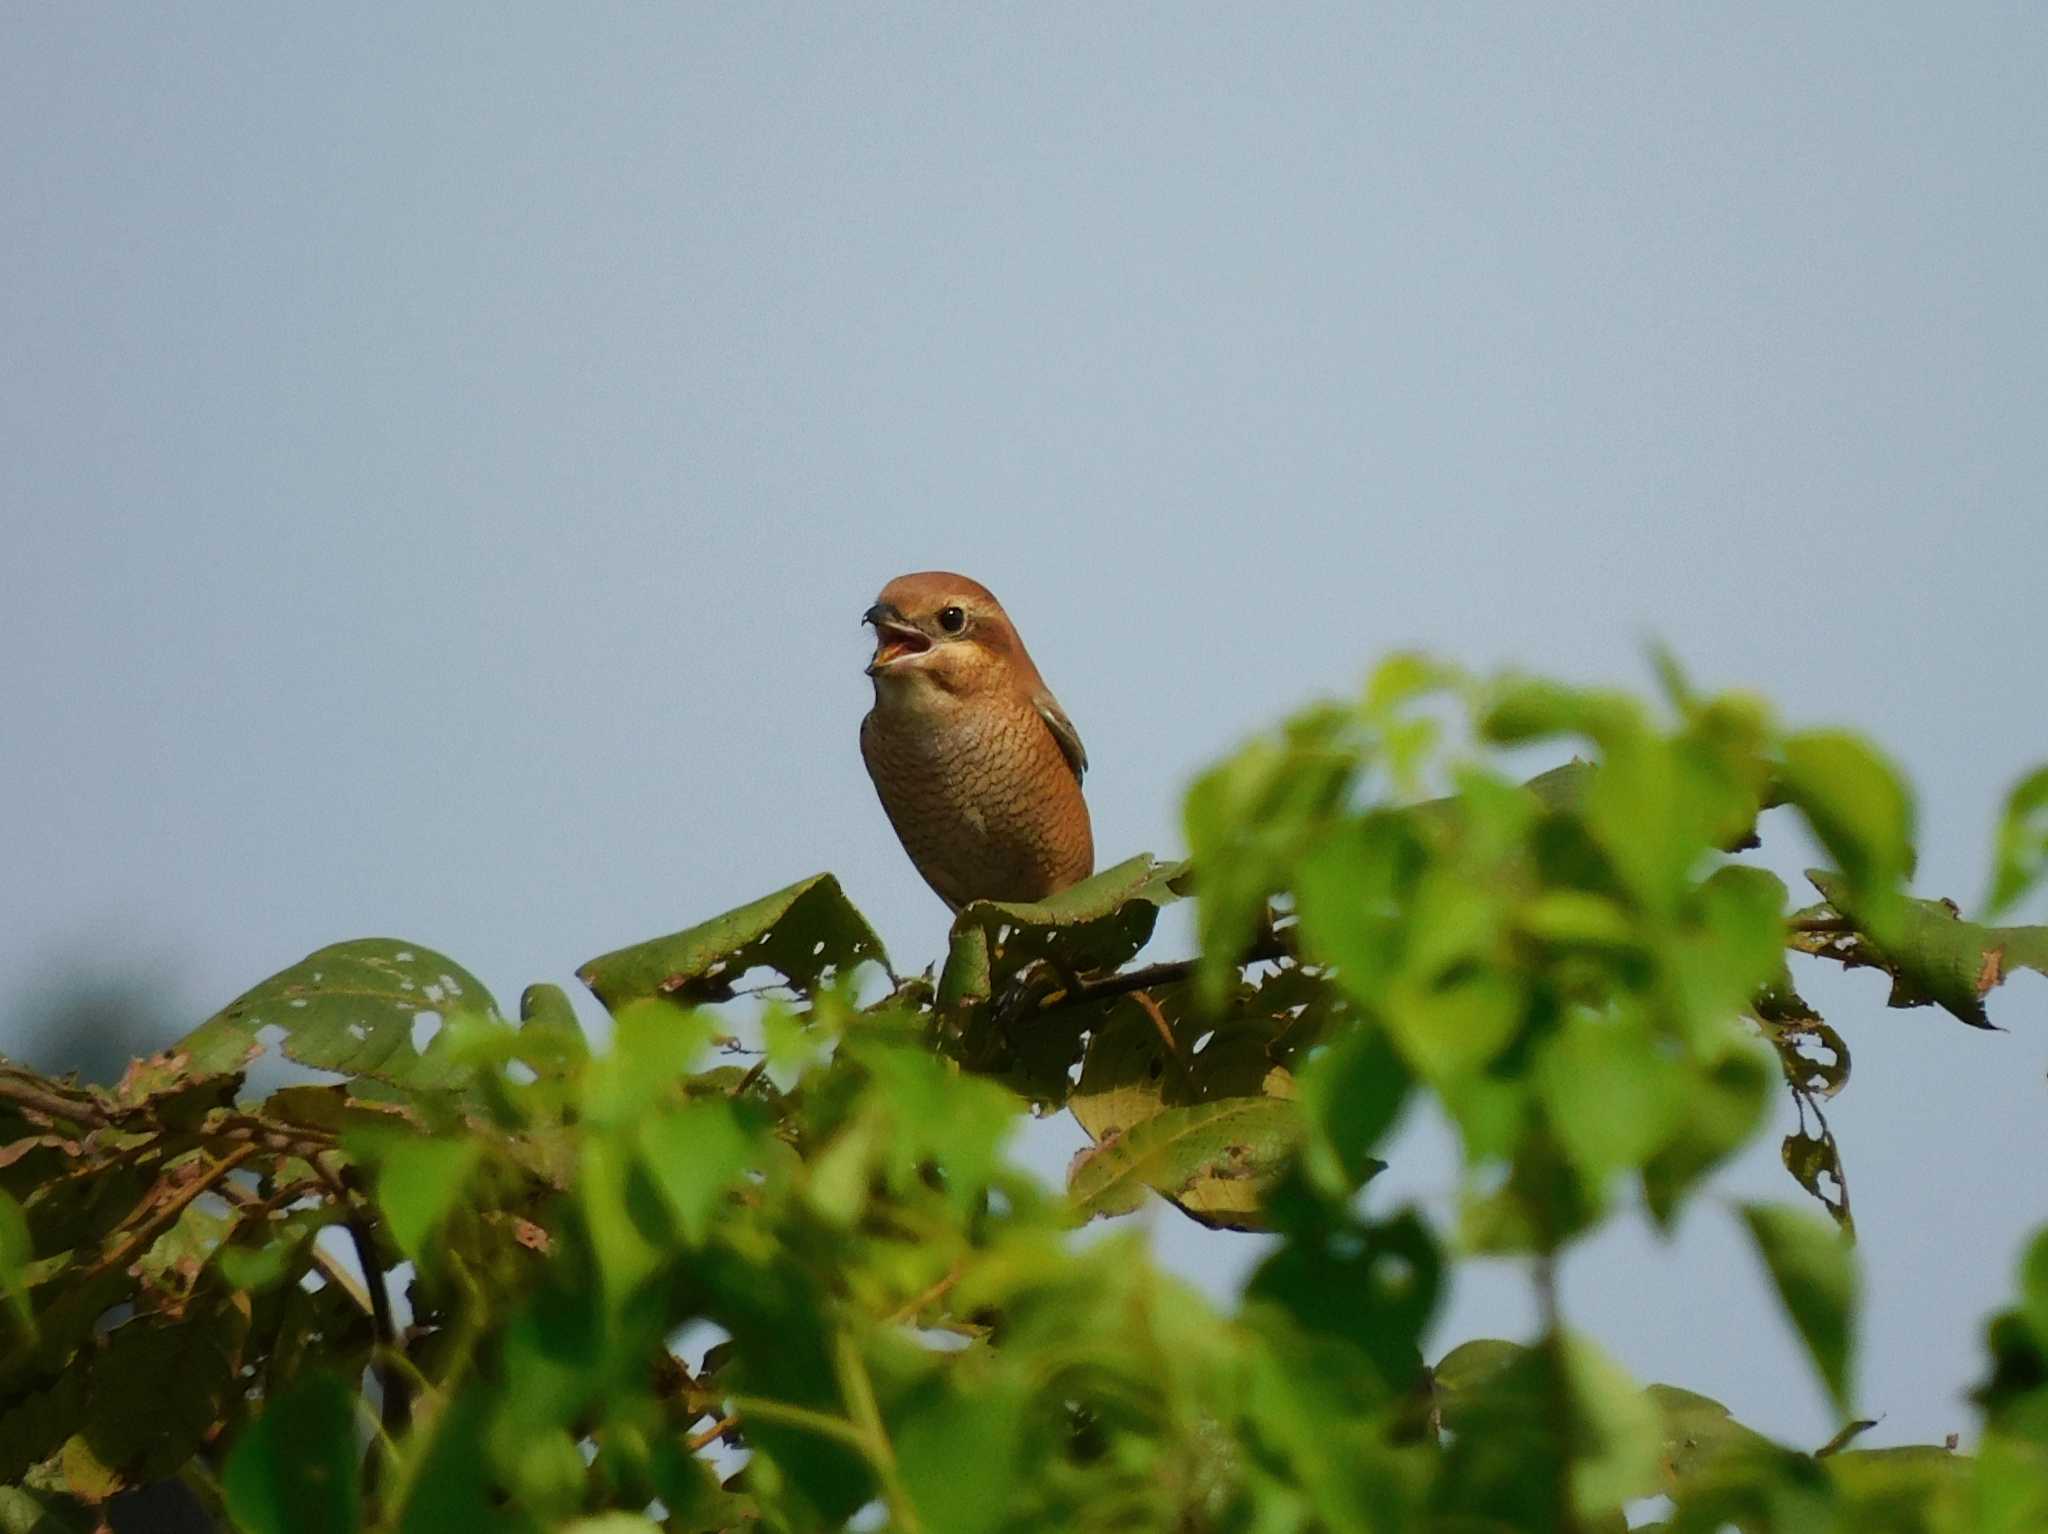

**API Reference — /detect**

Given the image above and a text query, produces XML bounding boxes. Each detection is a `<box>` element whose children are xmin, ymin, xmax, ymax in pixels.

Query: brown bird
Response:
<box><xmin>860</xmin><ymin>572</ymin><xmax>1094</xmax><ymax>910</ymax></box>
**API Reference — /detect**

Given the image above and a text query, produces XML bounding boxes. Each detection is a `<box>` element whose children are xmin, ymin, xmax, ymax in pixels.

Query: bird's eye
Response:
<box><xmin>937</xmin><ymin>606</ymin><xmax>967</xmax><ymax>634</ymax></box>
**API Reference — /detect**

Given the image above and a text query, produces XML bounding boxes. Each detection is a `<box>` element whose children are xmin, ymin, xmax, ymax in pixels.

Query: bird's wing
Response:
<box><xmin>1033</xmin><ymin>690</ymin><xmax>1088</xmax><ymax>782</ymax></box>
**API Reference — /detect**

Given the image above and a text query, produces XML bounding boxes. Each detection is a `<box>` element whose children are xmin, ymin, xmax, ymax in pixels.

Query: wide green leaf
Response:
<box><xmin>1804</xmin><ymin>872</ymin><xmax>2048</xmax><ymax>1030</ymax></box>
<box><xmin>1067</xmin><ymin>1096</ymin><xmax>1301</xmax><ymax>1230</ymax></box>
<box><xmin>376</xmin><ymin>1136</ymin><xmax>484</xmax><ymax>1260</ymax></box>
<box><xmin>177</xmin><ymin>939</ymin><xmax>501</xmax><ymax>1087</ymax></box>
<box><xmin>578</xmin><ymin>872</ymin><xmax>887</xmax><ymax>1010</ymax></box>
<box><xmin>938</xmin><ymin>854</ymin><xmax>1188</xmax><ymax>1007</ymax></box>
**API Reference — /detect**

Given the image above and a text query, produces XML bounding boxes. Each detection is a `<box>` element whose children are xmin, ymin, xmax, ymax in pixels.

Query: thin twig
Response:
<box><xmin>217</xmin><ymin>1179</ymin><xmax>374</xmax><ymax>1316</ymax></box>
<box><xmin>833</xmin><ymin>1331</ymin><xmax>923</xmax><ymax>1534</ymax></box>
<box><xmin>0</xmin><ymin>1070</ymin><xmax>111</xmax><ymax>1129</ymax></box>
<box><xmin>312</xmin><ymin>1152</ymin><xmax>409</xmax><ymax>1440</ymax></box>
<box><xmin>82</xmin><ymin>1142</ymin><xmax>260</xmax><ymax>1283</ymax></box>
<box><xmin>684</xmin><ymin>1413</ymin><xmax>740</xmax><ymax>1453</ymax></box>
<box><xmin>884</xmin><ymin>1262</ymin><xmax>963</xmax><ymax>1326</ymax></box>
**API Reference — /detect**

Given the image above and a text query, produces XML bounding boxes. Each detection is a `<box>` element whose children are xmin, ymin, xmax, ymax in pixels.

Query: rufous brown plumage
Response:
<box><xmin>859</xmin><ymin>572</ymin><xmax>1093</xmax><ymax>910</ymax></box>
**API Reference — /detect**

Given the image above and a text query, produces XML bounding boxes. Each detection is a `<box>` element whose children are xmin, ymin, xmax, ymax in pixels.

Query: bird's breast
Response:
<box><xmin>860</xmin><ymin>690</ymin><xmax>1093</xmax><ymax>908</ymax></box>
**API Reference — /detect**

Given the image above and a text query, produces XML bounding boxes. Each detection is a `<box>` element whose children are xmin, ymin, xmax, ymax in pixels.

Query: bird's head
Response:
<box><xmin>863</xmin><ymin>571</ymin><xmax>1038</xmax><ymax>699</ymax></box>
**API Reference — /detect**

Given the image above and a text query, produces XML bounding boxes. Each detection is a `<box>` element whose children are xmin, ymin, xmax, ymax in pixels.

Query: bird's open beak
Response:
<box><xmin>863</xmin><ymin>603</ymin><xmax>931</xmax><ymax>675</ymax></box>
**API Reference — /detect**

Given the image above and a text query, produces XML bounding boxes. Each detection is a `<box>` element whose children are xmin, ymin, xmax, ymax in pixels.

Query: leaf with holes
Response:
<box><xmin>578</xmin><ymin>873</ymin><xmax>887</xmax><ymax>1010</ymax></box>
<box><xmin>939</xmin><ymin>855</ymin><xmax>1189</xmax><ymax>1008</ymax></box>
<box><xmin>176</xmin><ymin>940</ymin><xmax>500</xmax><ymax>1088</ymax></box>
<box><xmin>1782</xmin><ymin>1124</ymin><xmax>1854</xmax><ymax>1237</ymax></box>
<box><xmin>1069</xmin><ymin>994</ymin><xmax>1183</xmax><ymax>1144</ymax></box>
<box><xmin>1068</xmin><ymin>1096</ymin><xmax>1301</xmax><ymax>1231</ymax></box>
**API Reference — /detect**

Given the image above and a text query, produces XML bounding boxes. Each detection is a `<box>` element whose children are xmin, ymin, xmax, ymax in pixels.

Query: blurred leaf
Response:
<box><xmin>1641</xmin><ymin>1042</ymin><xmax>1772</xmax><ymax>1229</ymax></box>
<box><xmin>0</xmin><ymin>1487</ymin><xmax>95</xmax><ymax>1534</ymax></box>
<box><xmin>1434</xmin><ymin>1337</ymin><xmax>1528</xmax><ymax>1411</ymax></box>
<box><xmin>1186</xmin><ymin>711</ymin><xmax>1360</xmax><ymax>1005</ymax></box>
<box><xmin>1068</xmin><ymin>1097</ymin><xmax>1301</xmax><ymax>1231</ymax></box>
<box><xmin>1645</xmin><ymin>1383</ymin><xmax>1777</xmax><ymax>1485</ymax></box>
<box><xmin>1561</xmin><ymin>1334</ymin><xmax>1664</xmax><ymax>1519</ymax></box>
<box><xmin>0</xmin><ymin>1193</ymin><xmax>28</xmax><ymax>1330</ymax></box>
<box><xmin>177</xmin><ymin>939</ymin><xmax>501</xmax><ymax>1087</ymax></box>
<box><xmin>376</xmin><ymin>1136</ymin><xmax>484</xmax><ymax>1261</ymax></box>
<box><xmin>1539</xmin><ymin>1014</ymin><xmax>1683</xmax><ymax>1175</ymax></box>
<box><xmin>1779</xmin><ymin>731</ymin><xmax>1914</xmax><ymax>936</ymax></box>
<box><xmin>638</xmin><ymin>1099</ymin><xmax>762</xmax><ymax>1246</ymax></box>
<box><xmin>893</xmin><ymin>1373</ymin><xmax>1026</xmax><ymax>1534</ymax></box>
<box><xmin>1248</xmin><ymin>1208</ymin><xmax>1441</xmax><ymax>1396</ymax></box>
<box><xmin>1297</xmin><ymin>1021</ymin><xmax>1409</xmax><ymax>1194</ymax></box>
<box><xmin>1384</xmin><ymin>972</ymin><xmax>1523</xmax><ymax>1087</ymax></box>
<box><xmin>224</xmin><ymin>1373</ymin><xmax>361</xmax><ymax>1534</ymax></box>
<box><xmin>1742</xmin><ymin>1202</ymin><xmax>1858</xmax><ymax>1415</ymax></box>
<box><xmin>1431</xmin><ymin>1333</ymin><xmax>1657</xmax><ymax>1530</ymax></box>
<box><xmin>1987</xmin><ymin>765</ymin><xmax>2048</xmax><ymax>917</ymax></box>
<box><xmin>1823</xmin><ymin>1442</ymin><xmax>1971</xmax><ymax>1519</ymax></box>
<box><xmin>578</xmin><ymin>873</ymin><xmax>887</xmax><ymax>1010</ymax></box>
<box><xmin>516</xmin><ymin>982</ymin><xmax>589</xmax><ymax>1073</ymax></box>
<box><xmin>1805</xmin><ymin>872</ymin><xmax>2048</xmax><ymax>1030</ymax></box>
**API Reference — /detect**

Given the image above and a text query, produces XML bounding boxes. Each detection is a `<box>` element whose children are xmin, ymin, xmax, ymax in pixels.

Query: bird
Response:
<box><xmin>859</xmin><ymin>572</ymin><xmax>1094</xmax><ymax>911</ymax></box>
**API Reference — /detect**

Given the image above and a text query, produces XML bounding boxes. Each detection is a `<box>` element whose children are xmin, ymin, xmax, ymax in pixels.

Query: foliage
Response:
<box><xmin>2</xmin><ymin>656</ymin><xmax>2046</xmax><ymax>1532</ymax></box>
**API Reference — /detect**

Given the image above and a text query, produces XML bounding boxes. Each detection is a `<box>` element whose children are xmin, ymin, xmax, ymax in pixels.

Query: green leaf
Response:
<box><xmin>1780</xmin><ymin>1124</ymin><xmax>1855</xmax><ymax>1236</ymax></box>
<box><xmin>936</xmin><ymin>920</ymin><xmax>993</xmax><ymax>1010</ymax></box>
<box><xmin>517</xmin><ymin>982</ymin><xmax>589</xmax><ymax>1073</ymax></box>
<box><xmin>1805</xmin><ymin>873</ymin><xmax>2048</xmax><ymax>1029</ymax></box>
<box><xmin>1186</xmin><ymin>714</ymin><xmax>1359</xmax><ymax>1005</ymax></box>
<box><xmin>638</xmin><ymin>1100</ymin><xmax>762</xmax><ymax>1245</ymax></box>
<box><xmin>376</xmin><ymin>1136</ymin><xmax>484</xmax><ymax>1260</ymax></box>
<box><xmin>68</xmin><ymin>1303</ymin><xmax>250</xmax><ymax>1492</ymax></box>
<box><xmin>1383</xmin><ymin>972</ymin><xmax>1524</xmax><ymax>1086</ymax></box>
<box><xmin>577</xmin><ymin>872</ymin><xmax>888</xmax><ymax>1010</ymax></box>
<box><xmin>1640</xmin><ymin>1042</ymin><xmax>1773</xmax><ymax>1229</ymax></box>
<box><xmin>1247</xmin><ymin>1209</ymin><xmax>1441</xmax><ymax>1396</ymax></box>
<box><xmin>947</xmin><ymin>854</ymin><xmax>1189</xmax><ymax>1004</ymax></box>
<box><xmin>1068</xmin><ymin>1097</ymin><xmax>1302</xmax><ymax>1231</ymax></box>
<box><xmin>1539</xmin><ymin>1014</ymin><xmax>1683</xmax><ymax>1175</ymax></box>
<box><xmin>0</xmin><ymin>1486</ymin><xmax>95</xmax><ymax>1534</ymax></box>
<box><xmin>1068</xmin><ymin>994</ymin><xmax>1181</xmax><ymax>1144</ymax></box>
<box><xmin>1779</xmin><ymin>731</ymin><xmax>1914</xmax><ymax>933</ymax></box>
<box><xmin>1644</xmin><ymin>1383</ymin><xmax>1777</xmax><ymax>1484</ymax></box>
<box><xmin>893</xmin><ymin>1374</ymin><xmax>1026</xmax><ymax>1534</ymax></box>
<box><xmin>1741</xmin><ymin>1202</ymin><xmax>1858</xmax><ymax>1416</ymax></box>
<box><xmin>1988</xmin><ymin>765</ymin><xmax>2048</xmax><ymax>917</ymax></box>
<box><xmin>176</xmin><ymin>939</ymin><xmax>502</xmax><ymax>1087</ymax></box>
<box><xmin>1560</xmin><ymin>1334</ymin><xmax>1663</xmax><ymax>1519</ymax></box>
<box><xmin>0</xmin><ymin>1193</ymin><xmax>29</xmax><ymax>1330</ymax></box>
<box><xmin>1297</xmin><ymin>1021</ymin><xmax>1410</xmax><ymax>1193</ymax></box>
<box><xmin>223</xmin><ymin>1373</ymin><xmax>362</xmax><ymax>1534</ymax></box>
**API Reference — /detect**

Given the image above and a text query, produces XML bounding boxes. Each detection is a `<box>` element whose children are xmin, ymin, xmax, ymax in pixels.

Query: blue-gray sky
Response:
<box><xmin>4</xmin><ymin>7</ymin><xmax>2044</xmax><ymax>1454</ymax></box>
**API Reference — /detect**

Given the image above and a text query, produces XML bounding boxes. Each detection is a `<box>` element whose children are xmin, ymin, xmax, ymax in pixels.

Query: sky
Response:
<box><xmin>4</xmin><ymin>6</ymin><xmax>2044</xmax><ymax>1457</ymax></box>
